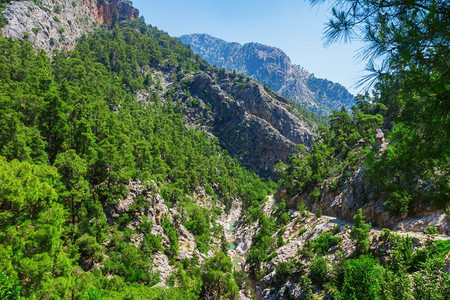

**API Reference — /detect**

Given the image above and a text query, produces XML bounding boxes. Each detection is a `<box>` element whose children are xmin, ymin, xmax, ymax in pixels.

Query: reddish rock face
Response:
<box><xmin>83</xmin><ymin>0</ymin><xmax>139</xmax><ymax>25</ymax></box>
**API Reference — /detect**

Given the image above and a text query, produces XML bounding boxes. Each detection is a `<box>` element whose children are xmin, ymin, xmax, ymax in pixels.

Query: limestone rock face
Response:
<box><xmin>278</xmin><ymin>166</ymin><xmax>450</xmax><ymax>234</ymax></box>
<box><xmin>1</xmin><ymin>0</ymin><xmax>138</xmax><ymax>53</ymax></box>
<box><xmin>181</xmin><ymin>71</ymin><xmax>315</xmax><ymax>178</ymax></box>
<box><xmin>180</xmin><ymin>33</ymin><xmax>355</xmax><ymax>116</ymax></box>
<box><xmin>139</xmin><ymin>67</ymin><xmax>316</xmax><ymax>179</ymax></box>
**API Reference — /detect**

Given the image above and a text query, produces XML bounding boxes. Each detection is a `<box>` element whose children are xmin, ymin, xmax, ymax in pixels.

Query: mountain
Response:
<box><xmin>179</xmin><ymin>33</ymin><xmax>355</xmax><ymax>116</ymax></box>
<box><xmin>1</xmin><ymin>1</ymin><xmax>448</xmax><ymax>299</ymax></box>
<box><xmin>1</xmin><ymin>1</ymin><xmax>315</xmax><ymax>179</ymax></box>
<box><xmin>1</xmin><ymin>0</ymin><xmax>138</xmax><ymax>53</ymax></box>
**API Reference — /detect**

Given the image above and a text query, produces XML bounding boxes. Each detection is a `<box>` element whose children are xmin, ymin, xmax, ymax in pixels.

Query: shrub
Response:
<box><xmin>339</xmin><ymin>255</ymin><xmax>385</xmax><ymax>300</ymax></box>
<box><xmin>298</xmin><ymin>228</ymin><xmax>307</xmax><ymax>236</ymax></box>
<box><xmin>311</xmin><ymin>232</ymin><xmax>342</xmax><ymax>255</ymax></box>
<box><xmin>0</xmin><ymin>272</ymin><xmax>21</xmax><ymax>300</ymax></box>
<box><xmin>384</xmin><ymin>190</ymin><xmax>411</xmax><ymax>215</ymax></box>
<box><xmin>350</xmin><ymin>209</ymin><xmax>371</xmax><ymax>255</ymax></box>
<box><xmin>315</xmin><ymin>207</ymin><xmax>323</xmax><ymax>218</ymax></box>
<box><xmin>309</xmin><ymin>256</ymin><xmax>328</xmax><ymax>287</ymax></box>
<box><xmin>298</xmin><ymin>276</ymin><xmax>314</xmax><ymax>300</ymax></box>
<box><xmin>275</xmin><ymin>261</ymin><xmax>296</xmax><ymax>282</ymax></box>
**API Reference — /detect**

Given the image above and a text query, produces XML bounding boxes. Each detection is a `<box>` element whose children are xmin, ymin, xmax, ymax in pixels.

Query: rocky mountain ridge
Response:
<box><xmin>179</xmin><ymin>33</ymin><xmax>355</xmax><ymax>116</ymax></box>
<box><xmin>1</xmin><ymin>0</ymin><xmax>138</xmax><ymax>52</ymax></box>
<box><xmin>1</xmin><ymin>0</ymin><xmax>315</xmax><ymax>178</ymax></box>
<box><xmin>137</xmin><ymin>67</ymin><xmax>315</xmax><ymax>178</ymax></box>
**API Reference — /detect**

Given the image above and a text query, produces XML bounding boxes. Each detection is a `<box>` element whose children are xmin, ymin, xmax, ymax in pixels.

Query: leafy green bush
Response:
<box><xmin>275</xmin><ymin>261</ymin><xmax>296</xmax><ymax>282</ymax></box>
<box><xmin>311</xmin><ymin>232</ymin><xmax>342</xmax><ymax>255</ymax></box>
<box><xmin>350</xmin><ymin>209</ymin><xmax>371</xmax><ymax>255</ymax></box>
<box><xmin>339</xmin><ymin>255</ymin><xmax>385</xmax><ymax>300</ymax></box>
<box><xmin>0</xmin><ymin>273</ymin><xmax>21</xmax><ymax>300</ymax></box>
<box><xmin>309</xmin><ymin>256</ymin><xmax>328</xmax><ymax>287</ymax></box>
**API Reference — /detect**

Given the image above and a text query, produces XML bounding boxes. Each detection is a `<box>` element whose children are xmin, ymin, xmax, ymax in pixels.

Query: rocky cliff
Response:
<box><xmin>179</xmin><ymin>33</ymin><xmax>355</xmax><ymax>116</ymax></box>
<box><xmin>1</xmin><ymin>1</ymin><xmax>315</xmax><ymax>179</ymax></box>
<box><xmin>276</xmin><ymin>130</ymin><xmax>450</xmax><ymax>234</ymax></box>
<box><xmin>137</xmin><ymin>67</ymin><xmax>315</xmax><ymax>179</ymax></box>
<box><xmin>1</xmin><ymin>0</ymin><xmax>138</xmax><ymax>52</ymax></box>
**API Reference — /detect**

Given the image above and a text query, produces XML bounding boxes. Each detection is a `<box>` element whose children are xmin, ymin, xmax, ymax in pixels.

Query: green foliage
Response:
<box><xmin>201</xmin><ymin>252</ymin><xmax>239</xmax><ymax>299</ymax></box>
<box><xmin>339</xmin><ymin>255</ymin><xmax>385</xmax><ymax>300</ymax></box>
<box><xmin>184</xmin><ymin>203</ymin><xmax>211</xmax><ymax>253</ymax></box>
<box><xmin>0</xmin><ymin>157</ymin><xmax>72</xmax><ymax>297</ymax></box>
<box><xmin>0</xmin><ymin>273</ymin><xmax>21</xmax><ymax>300</ymax></box>
<box><xmin>246</xmin><ymin>212</ymin><xmax>279</xmax><ymax>278</ymax></box>
<box><xmin>298</xmin><ymin>276</ymin><xmax>314</xmax><ymax>300</ymax></box>
<box><xmin>315</xmin><ymin>0</ymin><xmax>450</xmax><ymax>210</ymax></box>
<box><xmin>275</xmin><ymin>261</ymin><xmax>297</xmax><ymax>282</ymax></box>
<box><xmin>384</xmin><ymin>189</ymin><xmax>412</xmax><ymax>215</ymax></box>
<box><xmin>279</xmin><ymin>106</ymin><xmax>383</xmax><ymax>197</ymax></box>
<box><xmin>350</xmin><ymin>209</ymin><xmax>371</xmax><ymax>255</ymax></box>
<box><xmin>141</xmin><ymin>232</ymin><xmax>163</xmax><ymax>258</ymax></box>
<box><xmin>311</xmin><ymin>232</ymin><xmax>342</xmax><ymax>255</ymax></box>
<box><xmin>0</xmin><ymin>15</ymin><xmax>277</xmax><ymax>297</ymax></box>
<box><xmin>233</xmin><ymin>270</ymin><xmax>251</xmax><ymax>291</ymax></box>
<box><xmin>162</xmin><ymin>216</ymin><xmax>179</xmax><ymax>259</ymax></box>
<box><xmin>309</xmin><ymin>256</ymin><xmax>328</xmax><ymax>287</ymax></box>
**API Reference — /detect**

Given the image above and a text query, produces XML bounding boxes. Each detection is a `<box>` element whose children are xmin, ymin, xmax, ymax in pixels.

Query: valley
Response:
<box><xmin>0</xmin><ymin>0</ymin><xmax>448</xmax><ymax>299</ymax></box>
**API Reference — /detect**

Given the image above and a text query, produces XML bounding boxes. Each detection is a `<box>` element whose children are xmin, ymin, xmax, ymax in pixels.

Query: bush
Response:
<box><xmin>309</xmin><ymin>256</ymin><xmax>328</xmax><ymax>287</ymax></box>
<box><xmin>384</xmin><ymin>190</ymin><xmax>411</xmax><ymax>215</ymax></box>
<box><xmin>298</xmin><ymin>276</ymin><xmax>314</xmax><ymax>300</ymax></box>
<box><xmin>141</xmin><ymin>233</ymin><xmax>163</xmax><ymax>258</ymax></box>
<box><xmin>350</xmin><ymin>209</ymin><xmax>371</xmax><ymax>255</ymax></box>
<box><xmin>0</xmin><ymin>273</ymin><xmax>21</xmax><ymax>300</ymax></box>
<box><xmin>339</xmin><ymin>255</ymin><xmax>385</xmax><ymax>300</ymax></box>
<box><xmin>311</xmin><ymin>232</ymin><xmax>342</xmax><ymax>255</ymax></box>
<box><xmin>275</xmin><ymin>261</ymin><xmax>296</xmax><ymax>282</ymax></box>
<box><xmin>233</xmin><ymin>270</ymin><xmax>250</xmax><ymax>290</ymax></box>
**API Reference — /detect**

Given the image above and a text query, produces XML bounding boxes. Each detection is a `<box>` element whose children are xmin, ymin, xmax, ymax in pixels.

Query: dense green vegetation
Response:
<box><xmin>0</xmin><ymin>17</ymin><xmax>273</xmax><ymax>298</ymax></box>
<box><xmin>277</xmin><ymin>103</ymin><xmax>384</xmax><ymax>200</ymax></box>
<box><xmin>1</xmin><ymin>0</ymin><xmax>448</xmax><ymax>298</ymax></box>
<box><xmin>279</xmin><ymin>0</ymin><xmax>449</xmax><ymax>214</ymax></box>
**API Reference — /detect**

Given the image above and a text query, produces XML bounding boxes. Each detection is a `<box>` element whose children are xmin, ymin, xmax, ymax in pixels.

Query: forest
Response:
<box><xmin>0</xmin><ymin>0</ymin><xmax>449</xmax><ymax>299</ymax></box>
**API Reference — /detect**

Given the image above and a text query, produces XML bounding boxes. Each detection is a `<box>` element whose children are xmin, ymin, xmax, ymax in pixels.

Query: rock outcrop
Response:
<box><xmin>242</xmin><ymin>197</ymin><xmax>449</xmax><ymax>300</ymax></box>
<box><xmin>1</xmin><ymin>0</ymin><xmax>138</xmax><ymax>53</ymax></box>
<box><xmin>184</xmin><ymin>71</ymin><xmax>314</xmax><ymax>177</ymax></box>
<box><xmin>179</xmin><ymin>33</ymin><xmax>355</xmax><ymax>116</ymax></box>
<box><xmin>140</xmin><ymin>67</ymin><xmax>315</xmax><ymax>178</ymax></box>
<box><xmin>277</xmin><ymin>166</ymin><xmax>450</xmax><ymax>234</ymax></box>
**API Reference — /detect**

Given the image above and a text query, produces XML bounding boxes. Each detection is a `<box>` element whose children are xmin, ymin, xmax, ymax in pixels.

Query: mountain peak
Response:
<box><xmin>180</xmin><ymin>33</ymin><xmax>355</xmax><ymax>116</ymax></box>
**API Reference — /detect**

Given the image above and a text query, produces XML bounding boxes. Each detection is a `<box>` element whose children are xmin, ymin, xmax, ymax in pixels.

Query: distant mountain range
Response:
<box><xmin>179</xmin><ymin>33</ymin><xmax>355</xmax><ymax>116</ymax></box>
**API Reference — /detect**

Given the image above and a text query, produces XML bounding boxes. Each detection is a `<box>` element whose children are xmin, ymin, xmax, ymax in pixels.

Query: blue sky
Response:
<box><xmin>132</xmin><ymin>0</ymin><xmax>368</xmax><ymax>94</ymax></box>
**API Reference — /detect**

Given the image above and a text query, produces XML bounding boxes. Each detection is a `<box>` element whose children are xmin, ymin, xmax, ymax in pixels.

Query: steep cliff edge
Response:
<box><xmin>1</xmin><ymin>0</ymin><xmax>138</xmax><ymax>52</ymax></box>
<box><xmin>180</xmin><ymin>33</ymin><xmax>355</xmax><ymax>116</ymax></box>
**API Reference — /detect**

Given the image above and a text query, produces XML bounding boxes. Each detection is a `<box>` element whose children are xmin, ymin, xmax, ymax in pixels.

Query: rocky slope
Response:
<box><xmin>233</xmin><ymin>196</ymin><xmax>449</xmax><ymax>300</ymax></box>
<box><xmin>138</xmin><ymin>67</ymin><xmax>315</xmax><ymax>178</ymax></box>
<box><xmin>277</xmin><ymin>130</ymin><xmax>450</xmax><ymax>235</ymax></box>
<box><xmin>1</xmin><ymin>0</ymin><xmax>138</xmax><ymax>53</ymax></box>
<box><xmin>179</xmin><ymin>33</ymin><xmax>355</xmax><ymax>116</ymax></box>
<box><xmin>1</xmin><ymin>1</ymin><xmax>315</xmax><ymax>179</ymax></box>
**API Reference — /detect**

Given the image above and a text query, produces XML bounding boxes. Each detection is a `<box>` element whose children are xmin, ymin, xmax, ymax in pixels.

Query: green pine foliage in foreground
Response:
<box><xmin>0</xmin><ymin>19</ymin><xmax>274</xmax><ymax>298</ymax></box>
<box><xmin>279</xmin><ymin>0</ymin><xmax>449</xmax><ymax>214</ymax></box>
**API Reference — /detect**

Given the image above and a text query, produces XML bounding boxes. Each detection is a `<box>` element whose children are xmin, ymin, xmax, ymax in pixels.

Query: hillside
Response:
<box><xmin>0</xmin><ymin>0</ymin><xmax>448</xmax><ymax>299</ymax></box>
<box><xmin>179</xmin><ymin>33</ymin><xmax>355</xmax><ymax>116</ymax></box>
